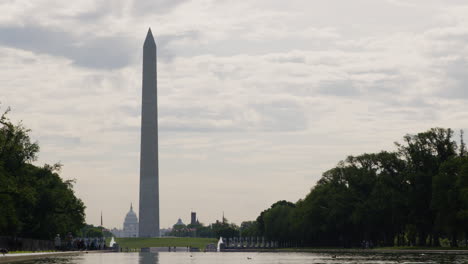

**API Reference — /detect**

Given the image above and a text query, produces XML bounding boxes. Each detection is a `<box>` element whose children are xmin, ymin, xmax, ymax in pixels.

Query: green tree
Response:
<box><xmin>81</xmin><ymin>224</ymin><xmax>104</xmax><ymax>238</ymax></box>
<box><xmin>397</xmin><ymin>128</ymin><xmax>457</xmax><ymax>246</ymax></box>
<box><xmin>260</xmin><ymin>201</ymin><xmax>296</xmax><ymax>242</ymax></box>
<box><xmin>433</xmin><ymin>156</ymin><xmax>468</xmax><ymax>247</ymax></box>
<box><xmin>240</xmin><ymin>221</ymin><xmax>260</xmax><ymax>237</ymax></box>
<box><xmin>211</xmin><ymin>219</ymin><xmax>239</xmax><ymax>238</ymax></box>
<box><xmin>0</xmin><ymin>107</ymin><xmax>86</xmax><ymax>239</ymax></box>
<box><xmin>248</xmin><ymin>128</ymin><xmax>467</xmax><ymax>248</ymax></box>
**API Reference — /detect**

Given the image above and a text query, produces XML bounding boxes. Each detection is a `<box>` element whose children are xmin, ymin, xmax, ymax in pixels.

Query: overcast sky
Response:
<box><xmin>1</xmin><ymin>0</ymin><xmax>468</xmax><ymax>229</ymax></box>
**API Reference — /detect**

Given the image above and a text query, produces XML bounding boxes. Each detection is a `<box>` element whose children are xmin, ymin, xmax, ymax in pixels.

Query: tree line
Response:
<box><xmin>241</xmin><ymin>128</ymin><xmax>468</xmax><ymax>247</ymax></box>
<box><xmin>168</xmin><ymin>217</ymin><xmax>241</xmax><ymax>238</ymax></box>
<box><xmin>0</xmin><ymin>108</ymin><xmax>86</xmax><ymax>240</ymax></box>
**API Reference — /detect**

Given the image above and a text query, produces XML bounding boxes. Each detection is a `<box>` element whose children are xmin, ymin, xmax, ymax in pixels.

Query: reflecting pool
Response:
<box><xmin>10</xmin><ymin>251</ymin><xmax>468</xmax><ymax>264</ymax></box>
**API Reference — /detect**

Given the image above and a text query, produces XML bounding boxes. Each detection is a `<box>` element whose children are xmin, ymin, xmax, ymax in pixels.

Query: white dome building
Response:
<box><xmin>123</xmin><ymin>204</ymin><xmax>139</xmax><ymax>237</ymax></box>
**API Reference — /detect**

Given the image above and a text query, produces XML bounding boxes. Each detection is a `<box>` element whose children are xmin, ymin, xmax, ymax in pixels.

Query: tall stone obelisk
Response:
<box><xmin>139</xmin><ymin>28</ymin><xmax>159</xmax><ymax>237</ymax></box>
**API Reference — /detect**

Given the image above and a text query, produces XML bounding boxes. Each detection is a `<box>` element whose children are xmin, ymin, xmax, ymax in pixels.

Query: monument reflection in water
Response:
<box><xmin>139</xmin><ymin>252</ymin><xmax>159</xmax><ymax>264</ymax></box>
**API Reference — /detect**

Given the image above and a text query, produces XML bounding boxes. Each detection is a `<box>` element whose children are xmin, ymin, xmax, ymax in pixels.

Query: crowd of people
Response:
<box><xmin>54</xmin><ymin>233</ymin><xmax>107</xmax><ymax>251</ymax></box>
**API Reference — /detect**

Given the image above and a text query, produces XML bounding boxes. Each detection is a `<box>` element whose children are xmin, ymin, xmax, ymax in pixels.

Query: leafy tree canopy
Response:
<box><xmin>0</xmin><ymin>107</ymin><xmax>86</xmax><ymax>239</ymax></box>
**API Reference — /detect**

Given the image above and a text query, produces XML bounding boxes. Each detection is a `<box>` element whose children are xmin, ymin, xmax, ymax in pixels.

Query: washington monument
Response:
<box><xmin>139</xmin><ymin>28</ymin><xmax>159</xmax><ymax>237</ymax></box>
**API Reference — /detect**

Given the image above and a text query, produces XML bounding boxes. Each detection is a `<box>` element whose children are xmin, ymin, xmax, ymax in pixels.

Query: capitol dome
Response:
<box><xmin>123</xmin><ymin>203</ymin><xmax>139</xmax><ymax>237</ymax></box>
<box><xmin>125</xmin><ymin>204</ymin><xmax>138</xmax><ymax>224</ymax></box>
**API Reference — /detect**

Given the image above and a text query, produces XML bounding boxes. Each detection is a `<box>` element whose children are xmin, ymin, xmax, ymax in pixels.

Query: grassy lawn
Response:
<box><xmin>115</xmin><ymin>237</ymin><xmax>217</xmax><ymax>250</ymax></box>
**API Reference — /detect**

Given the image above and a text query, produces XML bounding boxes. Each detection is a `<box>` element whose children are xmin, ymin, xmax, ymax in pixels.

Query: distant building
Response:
<box><xmin>190</xmin><ymin>212</ymin><xmax>197</xmax><ymax>225</ymax></box>
<box><xmin>159</xmin><ymin>228</ymin><xmax>172</xmax><ymax>237</ymax></box>
<box><xmin>110</xmin><ymin>227</ymin><xmax>122</xmax><ymax>237</ymax></box>
<box><xmin>175</xmin><ymin>218</ymin><xmax>185</xmax><ymax>226</ymax></box>
<box><xmin>169</xmin><ymin>212</ymin><xmax>200</xmax><ymax>237</ymax></box>
<box><xmin>111</xmin><ymin>204</ymin><xmax>139</xmax><ymax>238</ymax></box>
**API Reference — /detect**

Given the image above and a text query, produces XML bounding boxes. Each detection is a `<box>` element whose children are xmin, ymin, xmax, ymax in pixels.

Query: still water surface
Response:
<box><xmin>14</xmin><ymin>252</ymin><xmax>468</xmax><ymax>264</ymax></box>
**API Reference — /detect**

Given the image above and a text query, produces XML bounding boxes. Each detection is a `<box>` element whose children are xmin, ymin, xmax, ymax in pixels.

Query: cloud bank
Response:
<box><xmin>1</xmin><ymin>0</ymin><xmax>467</xmax><ymax>228</ymax></box>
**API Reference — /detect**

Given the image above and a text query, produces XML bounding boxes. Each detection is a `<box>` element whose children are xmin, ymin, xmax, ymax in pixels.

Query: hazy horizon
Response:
<box><xmin>1</xmin><ymin>0</ymin><xmax>468</xmax><ymax>229</ymax></box>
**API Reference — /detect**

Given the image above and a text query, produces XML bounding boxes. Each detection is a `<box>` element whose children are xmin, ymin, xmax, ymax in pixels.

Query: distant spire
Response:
<box><xmin>130</xmin><ymin>203</ymin><xmax>133</xmax><ymax>211</ymax></box>
<box><xmin>100</xmin><ymin>211</ymin><xmax>103</xmax><ymax>226</ymax></box>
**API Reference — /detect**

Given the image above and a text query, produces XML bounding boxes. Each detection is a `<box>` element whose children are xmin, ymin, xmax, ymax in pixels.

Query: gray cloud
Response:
<box><xmin>318</xmin><ymin>80</ymin><xmax>360</xmax><ymax>96</ymax></box>
<box><xmin>250</xmin><ymin>100</ymin><xmax>307</xmax><ymax>132</ymax></box>
<box><xmin>440</xmin><ymin>58</ymin><xmax>468</xmax><ymax>99</ymax></box>
<box><xmin>157</xmin><ymin>99</ymin><xmax>307</xmax><ymax>133</ymax></box>
<box><xmin>0</xmin><ymin>25</ymin><xmax>135</xmax><ymax>69</ymax></box>
<box><xmin>0</xmin><ymin>25</ymin><xmax>201</xmax><ymax>69</ymax></box>
<box><xmin>157</xmin><ymin>30</ymin><xmax>200</xmax><ymax>62</ymax></box>
<box><xmin>37</xmin><ymin>134</ymin><xmax>81</xmax><ymax>147</ymax></box>
<box><xmin>270</xmin><ymin>55</ymin><xmax>306</xmax><ymax>64</ymax></box>
<box><xmin>133</xmin><ymin>0</ymin><xmax>191</xmax><ymax>15</ymax></box>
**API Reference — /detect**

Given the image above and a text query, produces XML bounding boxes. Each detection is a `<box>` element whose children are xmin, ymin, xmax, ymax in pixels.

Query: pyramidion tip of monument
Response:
<box><xmin>144</xmin><ymin>27</ymin><xmax>155</xmax><ymax>46</ymax></box>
